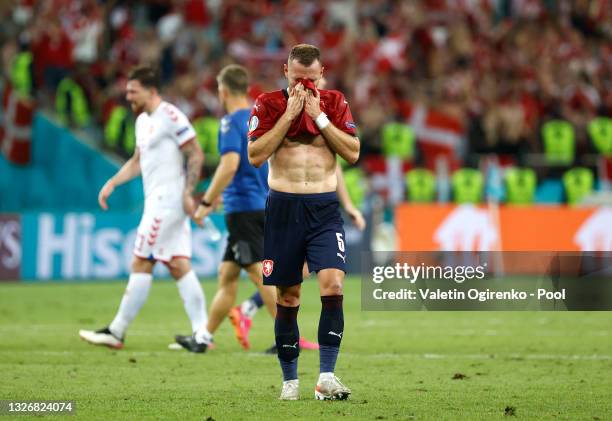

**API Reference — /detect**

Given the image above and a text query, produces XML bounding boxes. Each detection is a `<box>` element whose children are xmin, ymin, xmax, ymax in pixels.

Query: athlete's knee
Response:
<box><xmin>277</xmin><ymin>285</ymin><xmax>301</xmax><ymax>306</ymax></box>
<box><xmin>131</xmin><ymin>256</ymin><xmax>154</xmax><ymax>274</ymax></box>
<box><xmin>218</xmin><ymin>262</ymin><xmax>240</xmax><ymax>283</ymax></box>
<box><xmin>166</xmin><ymin>257</ymin><xmax>191</xmax><ymax>279</ymax></box>
<box><xmin>319</xmin><ymin>271</ymin><xmax>344</xmax><ymax>296</ymax></box>
<box><xmin>245</xmin><ymin>262</ymin><xmax>263</xmax><ymax>285</ymax></box>
<box><xmin>217</xmin><ymin>274</ymin><xmax>238</xmax><ymax>295</ymax></box>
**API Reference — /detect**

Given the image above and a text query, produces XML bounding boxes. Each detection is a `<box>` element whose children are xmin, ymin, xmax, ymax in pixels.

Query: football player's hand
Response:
<box><xmin>194</xmin><ymin>203</ymin><xmax>213</xmax><ymax>224</ymax></box>
<box><xmin>284</xmin><ymin>83</ymin><xmax>306</xmax><ymax>121</ymax></box>
<box><xmin>346</xmin><ymin>206</ymin><xmax>366</xmax><ymax>231</ymax></box>
<box><xmin>98</xmin><ymin>180</ymin><xmax>115</xmax><ymax>210</ymax></box>
<box><xmin>305</xmin><ymin>88</ymin><xmax>322</xmax><ymax>119</ymax></box>
<box><xmin>183</xmin><ymin>193</ymin><xmax>198</xmax><ymax>218</ymax></box>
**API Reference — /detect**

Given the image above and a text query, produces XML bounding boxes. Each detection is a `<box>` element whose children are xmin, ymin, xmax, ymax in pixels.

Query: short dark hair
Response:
<box><xmin>217</xmin><ymin>64</ymin><xmax>249</xmax><ymax>95</ymax></box>
<box><xmin>288</xmin><ymin>44</ymin><xmax>321</xmax><ymax>66</ymax></box>
<box><xmin>128</xmin><ymin>65</ymin><xmax>160</xmax><ymax>90</ymax></box>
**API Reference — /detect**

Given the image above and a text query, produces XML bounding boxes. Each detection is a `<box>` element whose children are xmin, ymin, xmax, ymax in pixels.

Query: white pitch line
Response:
<box><xmin>2</xmin><ymin>350</ymin><xmax>611</xmax><ymax>361</ymax></box>
<box><xmin>373</xmin><ymin>353</ymin><xmax>612</xmax><ymax>361</ymax></box>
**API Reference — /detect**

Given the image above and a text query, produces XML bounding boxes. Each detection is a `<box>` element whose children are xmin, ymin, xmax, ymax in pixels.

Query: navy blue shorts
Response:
<box><xmin>263</xmin><ymin>190</ymin><xmax>346</xmax><ymax>286</ymax></box>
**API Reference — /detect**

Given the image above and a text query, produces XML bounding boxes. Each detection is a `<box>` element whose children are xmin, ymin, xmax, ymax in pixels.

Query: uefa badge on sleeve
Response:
<box><xmin>262</xmin><ymin>259</ymin><xmax>274</xmax><ymax>277</ymax></box>
<box><xmin>249</xmin><ymin>116</ymin><xmax>259</xmax><ymax>132</ymax></box>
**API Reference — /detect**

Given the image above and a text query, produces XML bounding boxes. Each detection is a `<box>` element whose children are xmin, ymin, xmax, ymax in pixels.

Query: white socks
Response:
<box><xmin>109</xmin><ymin>273</ymin><xmax>153</xmax><ymax>339</ymax></box>
<box><xmin>194</xmin><ymin>326</ymin><xmax>213</xmax><ymax>345</ymax></box>
<box><xmin>176</xmin><ymin>270</ymin><xmax>208</xmax><ymax>334</ymax></box>
<box><xmin>241</xmin><ymin>298</ymin><xmax>259</xmax><ymax>319</ymax></box>
<box><xmin>318</xmin><ymin>372</ymin><xmax>334</xmax><ymax>382</ymax></box>
<box><xmin>108</xmin><ymin>270</ymin><xmax>208</xmax><ymax>342</ymax></box>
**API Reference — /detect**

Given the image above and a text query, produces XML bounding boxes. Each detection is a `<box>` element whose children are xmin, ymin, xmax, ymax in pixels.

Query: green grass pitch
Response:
<box><xmin>1</xmin><ymin>277</ymin><xmax>611</xmax><ymax>420</ymax></box>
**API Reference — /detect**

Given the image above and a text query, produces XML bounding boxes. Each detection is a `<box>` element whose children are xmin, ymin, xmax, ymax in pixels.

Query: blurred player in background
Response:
<box><xmin>79</xmin><ymin>66</ymin><xmax>208</xmax><ymax>349</ymax></box>
<box><xmin>232</xmin><ymin>163</ymin><xmax>366</xmax><ymax>354</ymax></box>
<box><xmin>173</xmin><ymin>64</ymin><xmax>275</xmax><ymax>352</ymax></box>
<box><xmin>174</xmin><ymin>64</ymin><xmax>318</xmax><ymax>353</ymax></box>
<box><xmin>248</xmin><ymin>44</ymin><xmax>360</xmax><ymax>400</ymax></box>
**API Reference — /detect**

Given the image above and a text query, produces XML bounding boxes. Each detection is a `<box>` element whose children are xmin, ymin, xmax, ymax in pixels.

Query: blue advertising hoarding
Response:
<box><xmin>19</xmin><ymin>212</ymin><xmax>227</xmax><ymax>281</ymax></box>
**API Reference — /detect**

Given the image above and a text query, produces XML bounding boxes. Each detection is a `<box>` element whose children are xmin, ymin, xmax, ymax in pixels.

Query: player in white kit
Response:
<box><xmin>79</xmin><ymin>66</ymin><xmax>210</xmax><ymax>349</ymax></box>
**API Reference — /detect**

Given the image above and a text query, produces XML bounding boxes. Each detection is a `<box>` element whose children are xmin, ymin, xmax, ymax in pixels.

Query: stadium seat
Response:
<box><xmin>194</xmin><ymin>116</ymin><xmax>220</xmax><ymax>165</ymax></box>
<box><xmin>504</xmin><ymin>167</ymin><xmax>537</xmax><ymax>205</ymax></box>
<box><xmin>104</xmin><ymin>105</ymin><xmax>136</xmax><ymax>158</ymax></box>
<box><xmin>405</xmin><ymin>168</ymin><xmax>436</xmax><ymax>203</ymax></box>
<box><xmin>55</xmin><ymin>77</ymin><xmax>90</xmax><ymax>128</ymax></box>
<box><xmin>451</xmin><ymin>168</ymin><xmax>483</xmax><ymax>204</ymax></box>
<box><xmin>381</xmin><ymin>122</ymin><xmax>415</xmax><ymax>160</ymax></box>
<box><xmin>343</xmin><ymin>167</ymin><xmax>367</xmax><ymax>209</ymax></box>
<box><xmin>541</xmin><ymin>119</ymin><xmax>575</xmax><ymax>165</ymax></box>
<box><xmin>588</xmin><ymin>116</ymin><xmax>612</xmax><ymax>157</ymax></box>
<box><xmin>562</xmin><ymin>167</ymin><xmax>594</xmax><ymax>206</ymax></box>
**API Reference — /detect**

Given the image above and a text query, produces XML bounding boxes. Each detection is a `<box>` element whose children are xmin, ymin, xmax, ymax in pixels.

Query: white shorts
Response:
<box><xmin>133</xmin><ymin>207</ymin><xmax>191</xmax><ymax>262</ymax></box>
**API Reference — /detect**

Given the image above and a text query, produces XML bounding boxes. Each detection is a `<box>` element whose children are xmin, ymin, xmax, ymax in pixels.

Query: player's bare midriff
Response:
<box><xmin>268</xmin><ymin>133</ymin><xmax>337</xmax><ymax>194</ymax></box>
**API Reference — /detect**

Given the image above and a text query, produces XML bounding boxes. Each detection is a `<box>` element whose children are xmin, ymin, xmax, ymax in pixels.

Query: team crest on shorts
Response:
<box><xmin>262</xmin><ymin>259</ymin><xmax>274</xmax><ymax>277</ymax></box>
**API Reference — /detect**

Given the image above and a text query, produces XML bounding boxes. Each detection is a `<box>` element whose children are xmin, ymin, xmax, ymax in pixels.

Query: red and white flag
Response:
<box><xmin>0</xmin><ymin>84</ymin><xmax>35</xmax><ymax>165</ymax></box>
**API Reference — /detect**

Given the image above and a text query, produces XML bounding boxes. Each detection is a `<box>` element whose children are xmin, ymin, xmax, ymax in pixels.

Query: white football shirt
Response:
<box><xmin>135</xmin><ymin>101</ymin><xmax>197</xmax><ymax>210</ymax></box>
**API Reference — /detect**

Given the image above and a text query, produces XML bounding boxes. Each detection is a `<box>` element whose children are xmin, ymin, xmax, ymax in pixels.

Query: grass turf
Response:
<box><xmin>1</xmin><ymin>277</ymin><xmax>611</xmax><ymax>420</ymax></box>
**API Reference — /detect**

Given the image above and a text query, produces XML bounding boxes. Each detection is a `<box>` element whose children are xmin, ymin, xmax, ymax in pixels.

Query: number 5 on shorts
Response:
<box><xmin>336</xmin><ymin>232</ymin><xmax>345</xmax><ymax>252</ymax></box>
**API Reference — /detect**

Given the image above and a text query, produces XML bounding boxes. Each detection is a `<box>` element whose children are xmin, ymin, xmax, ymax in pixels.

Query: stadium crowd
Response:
<box><xmin>1</xmin><ymin>0</ymin><xmax>611</xmax><ymax>203</ymax></box>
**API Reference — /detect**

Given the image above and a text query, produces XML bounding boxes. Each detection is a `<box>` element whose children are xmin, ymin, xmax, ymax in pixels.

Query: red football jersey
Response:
<box><xmin>248</xmin><ymin>88</ymin><xmax>357</xmax><ymax>141</ymax></box>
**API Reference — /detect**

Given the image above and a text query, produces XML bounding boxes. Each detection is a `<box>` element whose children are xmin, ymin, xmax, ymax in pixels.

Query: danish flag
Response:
<box><xmin>0</xmin><ymin>84</ymin><xmax>35</xmax><ymax>164</ymax></box>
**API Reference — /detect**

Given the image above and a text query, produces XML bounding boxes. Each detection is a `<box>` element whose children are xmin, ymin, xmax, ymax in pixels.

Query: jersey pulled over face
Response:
<box><xmin>248</xmin><ymin>88</ymin><xmax>357</xmax><ymax>193</ymax></box>
<box><xmin>248</xmin><ymin>88</ymin><xmax>357</xmax><ymax>141</ymax></box>
<box><xmin>135</xmin><ymin>101</ymin><xmax>196</xmax><ymax>210</ymax></box>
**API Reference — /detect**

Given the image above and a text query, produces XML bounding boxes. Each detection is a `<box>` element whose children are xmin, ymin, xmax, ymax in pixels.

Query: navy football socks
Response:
<box><xmin>275</xmin><ymin>304</ymin><xmax>300</xmax><ymax>381</ymax></box>
<box><xmin>318</xmin><ymin>295</ymin><xmax>344</xmax><ymax>373</ymax></box>
<box><xmin>251</xmin><ymin>291</ymin><xmax>264</xmax><ymax>308</ymax></box>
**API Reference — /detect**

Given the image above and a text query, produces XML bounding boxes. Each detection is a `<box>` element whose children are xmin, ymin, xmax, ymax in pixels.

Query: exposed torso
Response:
<box><xmin>249</xmin><ymin>89</ymin><xmax>357</xmax><ymax>194</ymax></box>
<box><xmin>269</xmin><ymin>133</ymin><xmax>337</xmax><ymax>193</ymax></box>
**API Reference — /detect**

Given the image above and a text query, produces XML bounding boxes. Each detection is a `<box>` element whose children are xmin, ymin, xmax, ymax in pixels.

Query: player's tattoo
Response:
<box><xmin>181</xmin><ymin>139</ymin><xmax>204</xmax><ymax>195</ymax></box>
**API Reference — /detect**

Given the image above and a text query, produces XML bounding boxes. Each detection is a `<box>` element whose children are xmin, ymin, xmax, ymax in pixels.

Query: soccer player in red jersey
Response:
<box><xmin>248</xmin><ymin>44</ymin><xmax>360</xmax><ymax>400</ymax></box>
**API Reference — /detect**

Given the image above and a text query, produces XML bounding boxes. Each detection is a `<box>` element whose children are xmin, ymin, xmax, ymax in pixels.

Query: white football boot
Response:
<box><xmin>279</xmin><ymin>379</ymin><xmax>299</xmax><ymax>401</ymax></box>
<box><xmin>79</xmin><ymin>327</ymin><xmax>123</xmax><ymax>349</ymax></box>
<box><xmin>315</xmin><ymin>373</ymin><xmax>351</xmax><ymax>400</ymax></box>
